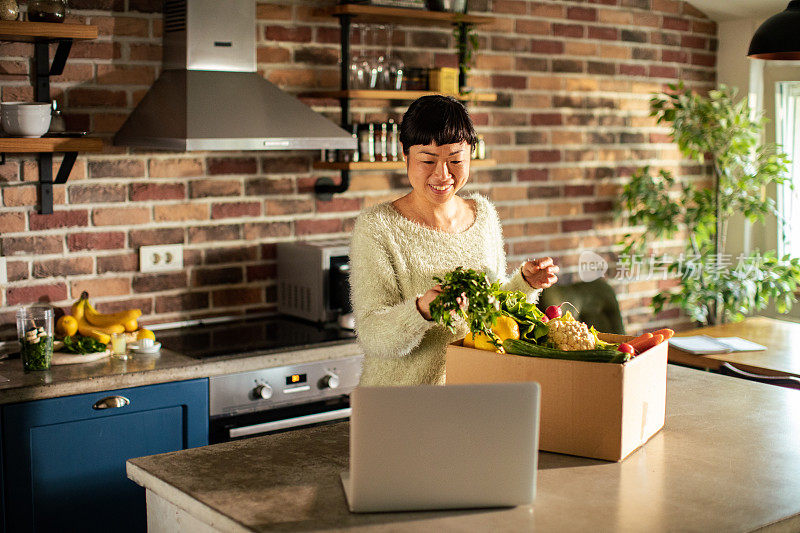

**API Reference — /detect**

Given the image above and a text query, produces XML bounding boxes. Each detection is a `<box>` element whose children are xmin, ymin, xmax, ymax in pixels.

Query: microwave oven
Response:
<box><xmin>277</xmin><ymin>240</ymin><xmax>352</xmax><ymax>326</ymax></box>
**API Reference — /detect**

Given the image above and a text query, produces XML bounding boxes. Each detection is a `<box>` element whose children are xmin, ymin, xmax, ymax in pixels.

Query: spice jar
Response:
<box><xmin>376</xmin><ymin>122</ymin><xmax>388</xmax><ymax>162</ymax></box>
<box><xmin>358</xmin><ymin>123</ymin><xmax>375</xmax><ymax>162</ymax></box>
<box><xmin>28</xmin><ymin>0</ymin><xmax>67</xmax><ymax>23</ymax></box>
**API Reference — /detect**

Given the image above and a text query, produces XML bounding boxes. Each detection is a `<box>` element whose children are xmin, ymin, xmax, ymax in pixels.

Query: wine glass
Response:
<box><xmin>385</xmin><ymin>24</ymin><xmax>405</xmax><ymax>90</ymax></box>
<box><xmin>367</xmin><ymin>24</ymin><xmax>385</xmax><ymax>90</ymax></box>
<box><xmin>349</xmin><ymin>24</ymin><xmax>371</xmax><ymax>89</ymax></box>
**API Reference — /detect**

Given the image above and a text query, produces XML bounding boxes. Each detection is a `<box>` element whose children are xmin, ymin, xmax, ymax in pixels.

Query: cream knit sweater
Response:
<box><xmin>349</xmin><ymin>193</ymin><xmax>539</xmax><ymax>386</ymax></box>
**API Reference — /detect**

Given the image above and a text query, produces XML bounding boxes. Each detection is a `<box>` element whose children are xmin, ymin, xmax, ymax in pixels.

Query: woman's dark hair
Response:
<box><xmin>399</xmin><ymin>95</ymin><xmax>478</xmax><ymax>155</ymax></box>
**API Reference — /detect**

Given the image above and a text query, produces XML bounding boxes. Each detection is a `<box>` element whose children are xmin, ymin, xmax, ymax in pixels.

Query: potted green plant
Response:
<box><xmin>616</xmin><ymin>82</ymin><xmax>800</xmax><ymax>326</ymax></box>
<box><xmin>453</xmin><ymin>21</ymin><xmax>478</xmax><ymax>93</ymax></box>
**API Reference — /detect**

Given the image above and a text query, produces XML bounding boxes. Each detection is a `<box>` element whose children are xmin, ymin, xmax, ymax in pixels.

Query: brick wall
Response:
<box><xmin>0</xmin><ymin>0</ymin><xmax>716</xmax><ymax>338</ymax></box>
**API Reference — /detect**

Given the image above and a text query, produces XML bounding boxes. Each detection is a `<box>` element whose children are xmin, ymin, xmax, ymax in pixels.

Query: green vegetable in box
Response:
<box><xmin>429</xmin><ymin>267</ymin><xmax>550</xmax><ymax>348</ymax></box>
<box><xmin>429</xmin><ymin>267</ymin><xmax>629</xmax><ymax>363</ymax></box>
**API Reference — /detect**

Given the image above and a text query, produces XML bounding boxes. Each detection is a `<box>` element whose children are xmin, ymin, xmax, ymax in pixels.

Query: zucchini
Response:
<box><xmin>502</xmin><ymin>339</ymin><xmax>630</xmax><ymax>364</ymax></box>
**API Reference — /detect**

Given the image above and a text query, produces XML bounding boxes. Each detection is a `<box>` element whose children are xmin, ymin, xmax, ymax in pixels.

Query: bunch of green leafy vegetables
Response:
<box><xmin>60</xmin><ymin>335</ymin><xmax>108</xmax><ymax>355</ymax></box>
<box><xmin>495</xmin><ymin>290</ymin><xmax>549</xmax><ymax>344</ymax></box>
<box><xmin>430</xmin><ymin>267</ymin><xmax>503</xmax><ymax>338</ymax></box>
<box><xmin>429</xmin><ymin>267</ymin><xmax>550</xmax><ymax>344</ymax></box>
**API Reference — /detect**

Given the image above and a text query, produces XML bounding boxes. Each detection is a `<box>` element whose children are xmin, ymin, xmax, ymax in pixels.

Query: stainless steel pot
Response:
<box><xmin>425</xmin><ymin>0</ymin><xmax>467</xmax><ymax>13</ymax></box>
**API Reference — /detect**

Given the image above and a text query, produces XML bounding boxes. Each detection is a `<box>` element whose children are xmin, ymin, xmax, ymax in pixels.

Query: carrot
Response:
<box><xmin>635</xmin><ymin>334</ymin><xmax>665</xmax><ymax>354</ymax></box>
<box><xmin>627</xmin><ymin>332</ymin><xmax>653</xmax><ymax>349</ymax></box>
<box><xmin>651</xmin><ymin>328</ymin><xmax>675</xmax><ymax>340</ymax></box>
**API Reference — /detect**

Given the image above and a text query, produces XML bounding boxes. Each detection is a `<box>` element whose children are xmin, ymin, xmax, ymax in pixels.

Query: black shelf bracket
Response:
<box><xmin>315</xmin><ymin>13</ymin><xmax>353</xmax><ymax>200</ymax></box>
<box><xmin>50</xmin><ymin>39</ymin><xmax>73</xmax><ymax>77</ymax></box>
<box><xmin>32</xmin><ymin>37</ymin><xmax>78</xmax><ymax>214</ymax></box>
<box><xmin>37</xmin><ymin>151</ymin><xmax>78</xmax><ymax>215</ymax></box>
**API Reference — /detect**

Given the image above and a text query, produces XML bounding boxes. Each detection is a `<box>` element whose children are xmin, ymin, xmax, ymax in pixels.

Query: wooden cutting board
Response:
<box><xmin>51</xmin><ymin>349</ymin><xmax>111</xmax><ymax>365</ymax></box>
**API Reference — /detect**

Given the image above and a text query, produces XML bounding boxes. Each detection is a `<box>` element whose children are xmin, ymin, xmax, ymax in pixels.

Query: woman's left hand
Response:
<box><xmin>522</xmin><ymin>257</ymin><xmax>559</xmax><ymax>289</ymax></box>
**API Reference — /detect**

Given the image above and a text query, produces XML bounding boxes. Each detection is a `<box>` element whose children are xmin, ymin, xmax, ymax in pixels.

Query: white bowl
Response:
<box><xmin>1</xmin><ymin>102</ymin><xmax>52</xmax><ymax>138</ymax></box>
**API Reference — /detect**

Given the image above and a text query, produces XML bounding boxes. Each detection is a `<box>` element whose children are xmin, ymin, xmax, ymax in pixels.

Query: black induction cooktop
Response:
<box><xmin>157</xmin><ymin>315</ymin><xmax>356</xmax><ymax>359</ymax></box>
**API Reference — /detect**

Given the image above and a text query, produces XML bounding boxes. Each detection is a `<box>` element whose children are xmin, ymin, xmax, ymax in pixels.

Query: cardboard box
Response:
<box><xmin>445</xmin><ymin>333</ymin><xmax>667</xmax><ymax>461</ymax></box>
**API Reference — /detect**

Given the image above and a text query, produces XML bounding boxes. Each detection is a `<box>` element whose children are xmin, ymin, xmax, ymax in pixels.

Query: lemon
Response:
<box><xmin>123</xmin><ymin>318</ymin><xmax>138</xmax><ymax>333</ymax></box>
<box><xmin>473</xmin><ymin>332</ymin><xmax>501</xmax><ymax>352</ymax></box>
<box><xmin>467</xmin><ymin>317</ymin><xmax>520</xmax><ymax>353</ymax></box>
<box><xmin>56</xmin><ymin>315</ymin><xmax>78</xmax><ymax>337</ymax></box>
<box><xmin>462</xmin><ymin>332</ymin><xmax>476</xmax><ymax>348</ymax></box>
<box><xmin>137</xmin><ymin>329</ymin><xmax>156</xmax><ymax>341</ymax></box>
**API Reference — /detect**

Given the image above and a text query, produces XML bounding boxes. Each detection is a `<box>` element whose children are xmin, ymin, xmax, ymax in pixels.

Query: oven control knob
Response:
<box><xmin>321</xmin><ymin>372</ymin><xmax>340</xmax><ymax>390</ymax></box>
<box><xmin>254</xmin><ymin>384</ymin><xmax>273</xmax><ymax>400</ymax></box>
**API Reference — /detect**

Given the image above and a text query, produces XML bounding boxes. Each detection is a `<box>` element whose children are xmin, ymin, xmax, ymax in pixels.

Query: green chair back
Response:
<box><xmin>537</xmin><ymin>278</ymin><xmax>625</xmax><ymax>335</ymax></box>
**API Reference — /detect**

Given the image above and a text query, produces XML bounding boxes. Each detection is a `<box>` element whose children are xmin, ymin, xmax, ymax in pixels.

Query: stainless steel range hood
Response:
<box><xmin>114</xmin><ymin>0</ymin><xmax>355</xmax><ymax>152</ymax></box>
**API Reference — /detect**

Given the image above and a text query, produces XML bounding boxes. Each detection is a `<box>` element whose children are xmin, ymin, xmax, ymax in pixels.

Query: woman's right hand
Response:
<box><xmin>416</xmin><ymin>285</ymin><xmax>443</xmax><ymax>321</ymax></box>
<box><xmin>416</xmin><ymin>285</ymin><xmax>468</xmax><ymax>321</ymax></box>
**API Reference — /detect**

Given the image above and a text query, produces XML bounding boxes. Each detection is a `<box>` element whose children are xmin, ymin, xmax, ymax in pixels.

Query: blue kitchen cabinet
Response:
<box><xmin>2</xmin><ymin>379</ymin><xmax>208</xmax><ymax>533</ymax></box>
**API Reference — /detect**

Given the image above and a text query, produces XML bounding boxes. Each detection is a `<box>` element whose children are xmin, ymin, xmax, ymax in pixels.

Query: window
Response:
<box><xmin>777</xmin><ymin>82</ymin><xmax>800</xmax><ymax>258</ymax></box>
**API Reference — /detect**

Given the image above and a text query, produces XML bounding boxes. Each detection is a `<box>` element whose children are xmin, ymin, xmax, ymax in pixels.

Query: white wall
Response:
<box><xmin>716</xmin><ymin>18</ymin><xmax>764</xmax><ymax>260</ymax></box>
<box><xmin>717</xmin><ymin>17</ymin><xmax>800</xmax><ymax>322</ymax></box>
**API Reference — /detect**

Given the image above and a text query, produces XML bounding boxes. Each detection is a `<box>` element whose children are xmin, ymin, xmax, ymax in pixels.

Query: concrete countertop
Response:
<box><xmin>127</xmin><ymin>365</ymin><xmax>800</xmax><ymax>532</ymax></box>
<box><xmin>0</xmin><ymin>339</ymin><xmax>361</xmax><ymax>405</ymax></box>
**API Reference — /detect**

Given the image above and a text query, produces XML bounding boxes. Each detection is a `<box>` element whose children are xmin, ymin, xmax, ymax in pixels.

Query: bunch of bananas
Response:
<box><xmin>58</xmin><ymin>291</ymin><xmax>142</xmax><ymax>344</ymax></box>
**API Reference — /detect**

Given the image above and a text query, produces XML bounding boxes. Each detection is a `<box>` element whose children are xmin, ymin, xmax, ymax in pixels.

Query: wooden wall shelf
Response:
<box><xmin>311</xmin><ymin>5</ymin><xmax>498</xmax><ymax>198</ymax></box>
<box><xmin>0</xmin><ymin>21</ymin><xmax>98</xmax><ymax>42</ymax></box>
<box><xmin>0</xmin><ymin>137</ymin><xmax>103</xmax><ymax>153</ymax></box>
<box><xmin>0</xmin><ymin>21</ymin><xmax>100</xmax><ymax>214</ymax></box>
<box><xmin>300</xmin><ymin>90</ymin><xmax>497</xmax><ymax>102</ymax></box>
<box><xmin>327</xmin><ymin>4</ymin><xmax>495</xmax><ymax>26</ymax></box>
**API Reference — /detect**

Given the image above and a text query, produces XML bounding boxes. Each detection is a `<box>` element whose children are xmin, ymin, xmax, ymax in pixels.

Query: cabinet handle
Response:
<box><xmin>92</xmin><ymin>396</ymin><xmax>130</xmax><ymax>410</ymax></box>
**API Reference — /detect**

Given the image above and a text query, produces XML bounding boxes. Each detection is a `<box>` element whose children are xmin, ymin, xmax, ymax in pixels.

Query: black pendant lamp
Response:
<box><xmin>748</xmin><ymin>1</ymin><xmax>800</xmax><ymax>59</ymax></box>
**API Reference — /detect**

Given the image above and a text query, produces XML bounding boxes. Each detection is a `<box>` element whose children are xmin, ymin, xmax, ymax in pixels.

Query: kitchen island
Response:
<box><xmin>128</xmin><ymin>365</ymin><xmax>800</xmax><ymax>532</ymax></box>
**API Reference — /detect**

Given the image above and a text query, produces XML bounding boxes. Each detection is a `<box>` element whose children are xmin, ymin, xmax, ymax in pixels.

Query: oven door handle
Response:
<box><xmin>228</xmin><ymin>407</ymin><xmax>352</xmax><ymax>439</ymax></box>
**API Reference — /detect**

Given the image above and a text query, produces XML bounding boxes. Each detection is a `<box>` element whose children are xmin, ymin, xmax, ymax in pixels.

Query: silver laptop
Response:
<box><xmin>340</xmin><ymin>382</ymin><xmax>541</xmax><ymax>513</ymax></box>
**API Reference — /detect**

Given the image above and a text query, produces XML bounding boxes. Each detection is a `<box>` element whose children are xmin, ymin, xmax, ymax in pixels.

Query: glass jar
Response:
<box><xmin>16</xmin><ymin>305</ymin><xmax>54</xmax><ymax>371</ymax></box>
<box><xmin>0</xmin><ymin>0</ymin><xmax>20</xmax><ymax>21</ymax></box>
<box><xmin>28</xmin><ymin>0</ymin><xmax>67</xmax><ymax>23</ymax></box>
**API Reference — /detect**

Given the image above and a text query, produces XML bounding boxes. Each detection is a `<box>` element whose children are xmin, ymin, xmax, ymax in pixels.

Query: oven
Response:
<box><xmin>156</xmin><ymin>315</ymin><xmax>362</xmax><ymax>444</ymax></box>
<box><xmin>208</xmin><ymin>356</ymin><xmax>361</xmax><ymax>443</ymax></box>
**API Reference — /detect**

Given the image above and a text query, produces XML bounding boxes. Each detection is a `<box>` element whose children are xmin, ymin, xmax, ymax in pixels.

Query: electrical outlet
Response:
<box><xmin>0</xmin><ymin>257</ymin><xmax>7</xmax><ymax>285</ymax></box>
<box><xmin>139</xmin><ymin>245</ymin><xmax>184</xmax><ymax>273</ymax></box>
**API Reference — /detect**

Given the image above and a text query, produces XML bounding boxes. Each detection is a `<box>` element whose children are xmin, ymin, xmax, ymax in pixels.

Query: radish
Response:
<box><xmin>545</xmin><ymin>305</ymin><xmax>562</xmax><ymax>320</ymax></box>
<box><xmin>617</xmin><ymin>343</ymin><xmax>634</xmax><ymax>355</ymax></box>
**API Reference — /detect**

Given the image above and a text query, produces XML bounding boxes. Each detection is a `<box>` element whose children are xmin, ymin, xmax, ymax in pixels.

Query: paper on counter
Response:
<box><xmin>669</xmin><ymin>335</ymin><xmax>766</xmax><ymax>355</ymax></box>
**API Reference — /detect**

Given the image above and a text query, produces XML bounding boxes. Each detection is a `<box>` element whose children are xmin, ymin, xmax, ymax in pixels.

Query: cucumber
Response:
<box><xmin>502</xmin><ymin>339</ymin><xmax>630</xmax><ymax>364</ymax></box>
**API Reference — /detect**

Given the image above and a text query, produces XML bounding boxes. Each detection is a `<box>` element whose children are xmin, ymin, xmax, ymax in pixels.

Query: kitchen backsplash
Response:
<box><xmin>0</xmin><ymin>0</ymin><xmax>716</xmax><ymax>337</ymax></box>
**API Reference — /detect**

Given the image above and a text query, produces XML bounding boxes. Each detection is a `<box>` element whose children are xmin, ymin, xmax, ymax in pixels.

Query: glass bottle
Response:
<box><xmin>376</xmin><ymin>122</ymin><xmax>388</xmax><ymax>162</ymax></box>
<box><xmin>388</xmin><ymin>120</ymin><xmax>399</xmax><ymax>161</ymax></box>
<box><xmin>476</xmin><ymin>135</ymin><xmax>486</xmax><ymax>159</ymax></box>
<box><xmin>358</xmin><ymin>123</ymin><xmax>375</xmax><ymax>162</ymax></box>
<box><xmin>350</xmin><ymin>124</ymin><xmax>360</xmax><ymax>163</ymax></box>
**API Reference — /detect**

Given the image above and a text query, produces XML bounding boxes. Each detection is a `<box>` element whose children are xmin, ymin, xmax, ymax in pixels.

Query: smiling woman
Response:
<box><xmin>349</xmin><ymin>95</ymin><xmax>559</xmax><ymax>386</ymax></box>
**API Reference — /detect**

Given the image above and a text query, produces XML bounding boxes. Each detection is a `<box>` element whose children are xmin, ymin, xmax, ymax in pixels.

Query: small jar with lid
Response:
<box><xmin>27</xmin><ymin>0</ymin><xmax>68</xmax><ymax>23</ymax></box>
<box><xmin>0</xmin><ymin>0</ymin><xmax>20</xmax><ymax>21</ymax></box>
